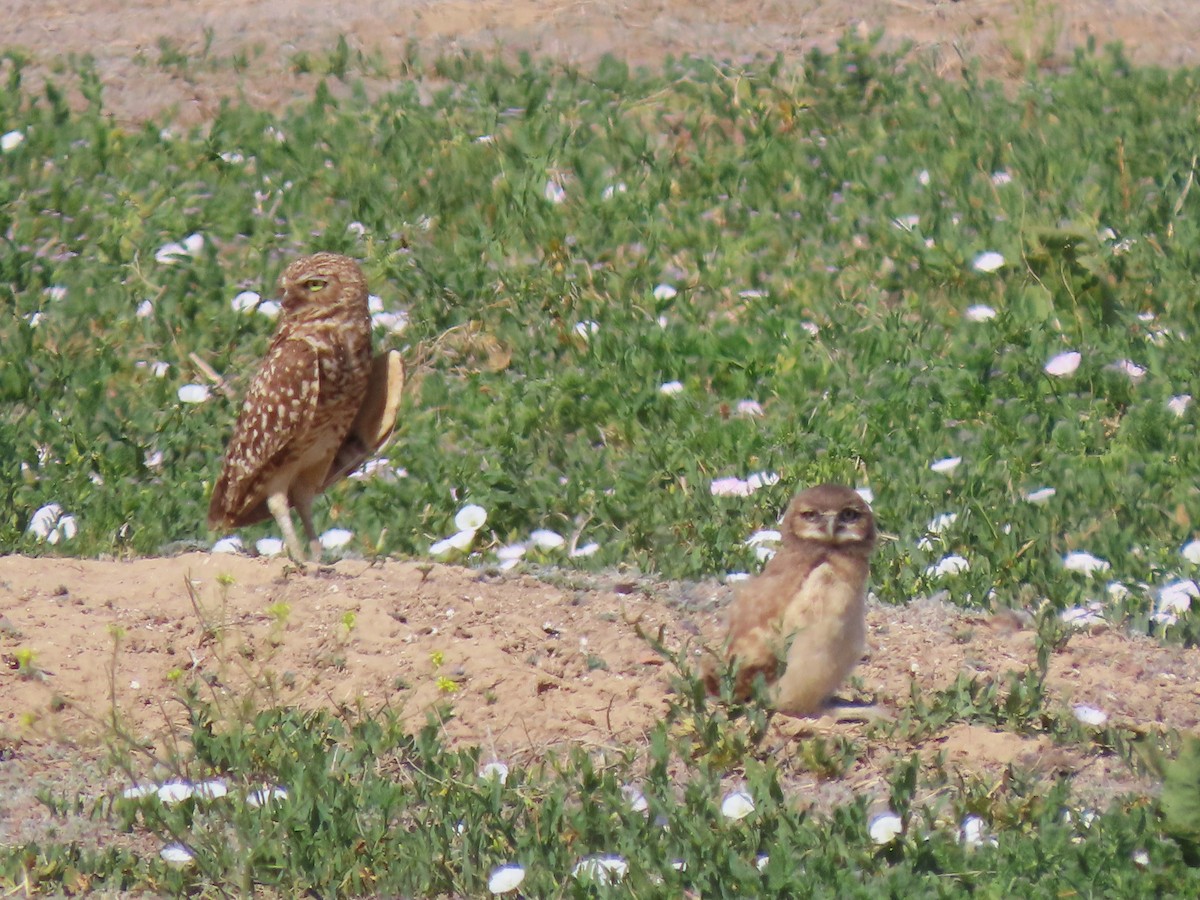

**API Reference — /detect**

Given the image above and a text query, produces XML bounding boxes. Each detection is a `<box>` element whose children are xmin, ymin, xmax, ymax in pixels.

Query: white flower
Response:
<box><xmin>570</xmin><ymin>542</ymin><xmax>600</xmax><ymax>558</ymax></box>
<box><xmin>454</xmin><ymin>504</ymin><xmax>488</xmax><ymax>532</ymax></box>
<box><xmin>529</xmin><ymin>529</ymin><xmax>565</xmax><ymax>550</ymax></box>
<box><xmin>211</xmin><ymin>536</ymin><xmax>244</xmax><ymax>555</ymax></box>
<box><xmin>1107</xmin><ymin>581</ymin><xmax>1130</xmax><ymax>600</ymax></box>
<box><xmin>349</xmin><ymin>457</ymin><xmax>401</xmax><ymax>481</ymax></box>
<box><xmin>602</xmin><ymin>182</ymin><xmax>627</xmax><ymax>199</ymax></box>
<box><xmin>255</xmin><ymin>537</ymin><xmax>284</xmax><ymax>557</ymax></box>
<box><xmin>917</xmin><ymin>169</ymin><xmax>931</xmax><ymax>186</ymax></box>
<box><xmin>926</xmin><ymin>555</ymin><xmax>970</xmax><ymax>578</ymax></box>
<box><xmin>735</xmin><ymin>399</ymin><xmax>764</xmax><ymax>417</ymax></box>
<box><xmin>1</xmin><ymin>130</ymin><xmax>25</xmax><ymax>152</ymax></box>
<box><xmin>431</xmin><ymin>530</ymin><xmax>475</xmax><ymax>555</ymax></box>
<box><xmin>972</xmin><ymin>251</ymin><xmax>1005</xmax><ymax>273</ymax></box>
<box><xmin>479</xmin><ymin>761</ymin><xmax>509</xmax><ymax>784</ymax></box>
<box><xmin>160</xmin><ymin>843</ymin><xmax>195</xmax><ymax>866</ymax></box>
<box><xmin>653</xmin><ymin>283</ymin><xmax>677</xmax><ymax>301</ymax></box>
<box><xmin>218</xmin><ymin>150</ymin><xmax>245</xmax><ymax>164</ymax></box>
<box><xmin>711</xmin><ymin>477</ymin><xmax>752</xmax><ymax>497</ymax></box>
<box><xmin>1060</xmin><ymin>602</ymin><xmax>1105</xmax><ymax>627</ymax></box>
<box><xmin>177</xmin><ymin>384</ymin><xmax>210</xmax><ymax>404</ymax></box>
<box><xmin>371</xmin><ymin>310</ymin><xmax>408</xmax><ymax>333</ymax></box>
<box><xmin>194</xmin><ymin>779</ymin><xmax>228</xmax><ymax>800</ymax></box>
<box><xmin>659</xmin><ymin>380</ymin><xmax>684</xmax><ymax>395</ymax></box>
<box><xmin>622</xmin><ymin>785</ymin><xmax>649</xmax><ymax>813</ymax></box>
<box><xmin>1153</xmin><ymin>580</ymin><xmax>1199</xmax><ymax>626</ymax></box>
<box><xmin>756</xmin><ymin>854</ymin><xmax>770</xmax><ymax>871</ymax></box>
<box><xmin>991</xmin><ymin>170</ymin><xmax>1013</xmax><ymax>186</ymax></box>
<box><xmin>1023</xmin><ymin>487</ymin><xmax>1056</xmax><ymax>504</ymax></box>
<box><xmin>1110</xmin><ymin>359</ymin><xmax>1146</xmax><ymax>379</ymax></box>
<box><xmin>1044</xmin><ymin>351</ymin><xmax>1082</xmax><ymax>377</ymax></box>
<box><xmin>959</xmin><ymin>815</ymin><xmax>996</xmax><ymax>848</ymax></box>
<box><xmin>488</xmin><ymin>864</ymin><xmax>526</xmax><ymax>894</ymax></box>
<box><xmin>1072</xmin><ymin>704</ymin><xmax>1108</xmax><ymax>726</ymax></box>
<box><xmin>800</xmin><ymin>321</ymin><xmax>820</xmax><ymax>337</ymax></box>
<box><xmin>25</xmin><ymin>311</ymin><xmax>43</xmax><ymax>327</ymax></box>
<box><xmin>927</xmin><ymin>513</ymin><xmax>958</xmax><ymax>534</ymax></box>
<box><xmin>320</xmin><ymin>528</ymin><xmax>353</xmax><ymax>550</ymax></box>
<box><xmin>745</xmin><ymin>529</ymin><xmax>782</xmax><ymax>547</ymax></box>
<box><xmin>496</xmin><ymin>543</ymin><xmax>527</xmax><ymax>561</ymax></box>
<box><xmin>721</xmin><ymin>790</ymin><xmax>755</xmax><ymax>820</ymax></box>
<box><xmin>544</xmin><ymin>179</ymin><xmax>566</xmax><ymax>204</ymax></box>
<box><xmin>155</xmin><ymin>242</ymin><xmax>189</xmax><ymax>263</ymax></box>
<box><xmin>246</xmin><ymin>785</ymin><xmax>288</xmax><ymax>807</ymax></box>
<box><xmin>965</xmin><ymin>304</ymin><xmax>997</xmax><ymax>322</ymax></box>
<box><xmin>574</xmin><ymin>320</ymin><xmax>600</xmax><ymax>339</ymax></box>
<box><xmin>27</xmin><ymin>504</ymin><xmax>77</xmax><ymax>544</ymax></box>
<box><xmin>149</xmin><ymin>361</ymin><xmax>169</xmax><ymax>377</ymax></box>
<box><xmin>1062</xmin><ymin>551</ymin><xmax>1110</xmax><ymax>575</ymax></box>
<box><xmin>347</xmin><ymin>221</ymin><xmax>366</xmax><ymax>236</ymax></box>
<box><xmin>1168</xmin><ymin>394</ymin><xmax>1192</xmax><ymax>417</ymax></box>
<box><xmin>1183</xmin><ymin>540</ymin><xmax>1200</xmax><ymax>565</ymax></box>
<box><xmin>136</xmin><ymin>299</ymin><xmax>154</xmax><ymax>318</ymax></box>
<box><xmin>746</xmin><ymin>472</ymin><xmax>780</xmax><ymax>490</ymax></box>
<box><xmin>869</xmin><ymin>812</ymin><xmax>904</xmax><ymax>844</ymax></box>
<box><xmin>183</xmin><ymin>233</ymin><xmax>204</xmax><ymax>254</ymax></box>
<box><xmin>231</xmin><ymin>290</ymin><xmax>262</xmax><ymax>312</ymax></box>
<box><xmin>1132</xmin><ymin>849</ymin><xmax>1151</xmax><ymax>868</ymax></box>
<box><xmin>43</xmin><ymin>285</ymin><xmax>67</xmax><ymax>302</ymax></box>
<box><xmin>156</xmin><ymin>781</ymin><xmax>194</xmax><ymax>804</ymax></box>
<box><xmin>572</xmin><ymin>855</ymin><xmax>628</xmax><ymax>885</ymax></box>
<box><xmin>474</xmin><ymin>133</ymin><xmax>496</xmax><ymax>144</ymax></box>
<box><xmin>855</xmin><ymin>487</ymin><xmax>874</xmax><ymax>504</ymax></box>
<box><xmin>929</xmin><ymin>456</ymin><xmax>962</xmax><ymax>474</ymax></box>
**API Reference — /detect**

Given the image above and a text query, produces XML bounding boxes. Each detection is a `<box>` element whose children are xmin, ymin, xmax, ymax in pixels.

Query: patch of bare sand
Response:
<box><xmin>3</xmin><ymin>552</ymin><xmax>1200</xmax><ymax>848</ymax></box>
<box><xmin>5</xmin><ymin>1</ymin><xmax>1200</xmax><ymax>125</ymax></box>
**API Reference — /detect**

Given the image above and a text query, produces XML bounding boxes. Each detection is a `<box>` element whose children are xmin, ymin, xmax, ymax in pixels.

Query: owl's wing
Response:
<box><xmin>319</xmin><ymin>349</ymin><xmax>405</xmax><ymax>491</ymax></box>
<box><xmin>207</xmin><ymin>338</ymin><xmax>320</xmax><ymax>529</ymax></box>
<box><xmin>722</xmin><ymin>547</ymin><xmax>821</xmax><ymax>693</ymax></box>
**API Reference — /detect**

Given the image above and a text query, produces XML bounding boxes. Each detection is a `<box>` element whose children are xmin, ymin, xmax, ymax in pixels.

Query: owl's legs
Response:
<box><xmin>266</xmin><ymin>492</ymin><xmax>310</xmax><ymax>561</ymax></box>
<box><xmin>290</xmin><ymin>485</ymin><xmax>324</xmax><ymax>561</ymax></box>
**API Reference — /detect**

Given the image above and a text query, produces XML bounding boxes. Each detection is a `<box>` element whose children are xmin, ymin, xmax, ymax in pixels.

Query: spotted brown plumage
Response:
<box><xmin>207</xmin><ymin>252</ymin><xmax>402</xmax><ymax>561</ymax></box>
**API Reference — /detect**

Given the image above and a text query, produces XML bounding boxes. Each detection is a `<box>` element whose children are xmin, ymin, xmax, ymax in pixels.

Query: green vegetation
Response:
<box><xmin>3</xmin><ymin>29</ymin><xmax>1200</xmax><ymax>895</ymax></box>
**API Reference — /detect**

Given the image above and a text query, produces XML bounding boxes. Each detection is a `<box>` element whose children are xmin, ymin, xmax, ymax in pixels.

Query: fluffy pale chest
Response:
<box><xmin>777</xmin><ymin>558</ymin><xmax>867</xmax><ymax>652</ymax></box>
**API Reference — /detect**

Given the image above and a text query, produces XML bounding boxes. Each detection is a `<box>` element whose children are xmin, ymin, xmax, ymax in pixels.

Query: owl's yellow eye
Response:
<box><xmin>303</xmin><ymin>278</ymin><xmax>328</xmax><ymax>293</ymax></box>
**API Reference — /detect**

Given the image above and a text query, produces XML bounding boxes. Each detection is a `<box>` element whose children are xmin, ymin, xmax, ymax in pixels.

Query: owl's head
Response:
<box><xmin>277</xmin><ymin>252</ymin><xmax>368</xmax><ymax>321</ymax></box>
<box><xmin>784</xmin><ymin>483</ymin><xmax>876</xmax><ymax>551</ymax></box>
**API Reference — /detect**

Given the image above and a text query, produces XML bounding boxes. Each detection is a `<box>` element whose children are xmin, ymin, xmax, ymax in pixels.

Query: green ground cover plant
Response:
<box><xmin>4</xmin><ymin>29</ymin><xmax>1200</xmax><ymax>895</ymax></box>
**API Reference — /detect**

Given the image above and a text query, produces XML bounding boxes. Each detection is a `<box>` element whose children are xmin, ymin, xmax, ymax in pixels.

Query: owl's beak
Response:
<box><xmin>824</xmin><ymin>514</ymin><xmax>838</xmax><ymax>540</ymax></box>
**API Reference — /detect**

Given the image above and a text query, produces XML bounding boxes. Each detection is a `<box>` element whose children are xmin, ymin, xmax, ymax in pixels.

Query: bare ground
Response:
<box><xmin>4</xmin><ymin>0</ymin><xmax>1200</xmax><ymax>863</ymax></box>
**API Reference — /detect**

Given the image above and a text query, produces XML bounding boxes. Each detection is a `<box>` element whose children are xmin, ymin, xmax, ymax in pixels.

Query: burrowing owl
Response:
<box><xmin>706</xmin><ymin>484</ymin><xmax>876</xmax><ymax>716</ymax></box>
<box><xmin>207</xmin><ymin>252</ymin><xmax>405</xmax><ymax>560</ymax></box>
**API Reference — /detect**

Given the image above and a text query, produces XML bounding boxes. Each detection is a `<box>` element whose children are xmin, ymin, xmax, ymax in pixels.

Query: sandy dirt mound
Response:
<box><xmin>3</xmin><ymin>555</ymin><xmax>1199</xmax><ymax>807</ymax></box>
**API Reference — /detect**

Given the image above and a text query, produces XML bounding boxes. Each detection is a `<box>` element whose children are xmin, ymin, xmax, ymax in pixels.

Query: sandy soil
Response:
<box><xmin>4</xmin><ymin>0</ymin><xmax>1200</xmax><ymax>859</ymax></box>
<box><xmin>6</xmin><ymin>1</ymin><xmax>1200</xmax><ymax>125</ymax></box>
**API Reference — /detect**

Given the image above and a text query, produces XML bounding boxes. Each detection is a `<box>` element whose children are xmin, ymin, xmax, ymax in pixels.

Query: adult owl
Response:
<box><xmin>207</xmin><ymin>252</ymin><xmax>404</xmax><ymax>560</ymax></box>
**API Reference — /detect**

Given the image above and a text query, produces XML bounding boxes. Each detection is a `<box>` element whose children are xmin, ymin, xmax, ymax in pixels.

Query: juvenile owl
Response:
<box><xmin>707</xmin><ymin>484</ymin><xmax>876</xmax><ymax>716</ymax></box>
<box><xmin>207</xmin><ymin>252</ymin><xmax>404</xmax><ymax>561</ymax></box>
